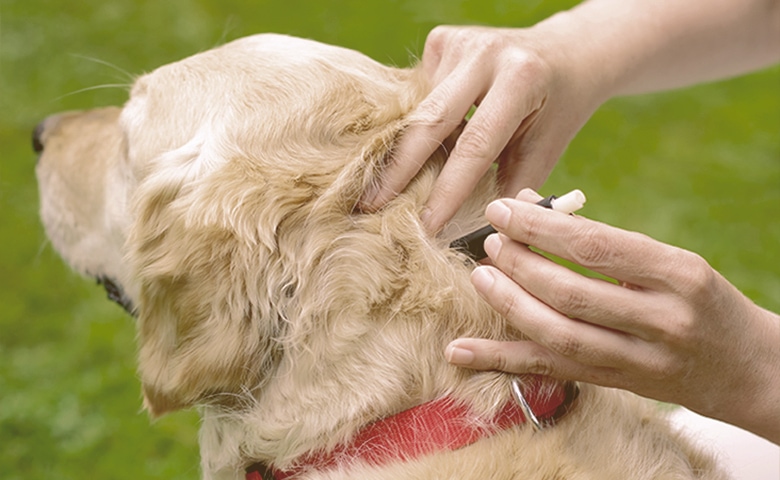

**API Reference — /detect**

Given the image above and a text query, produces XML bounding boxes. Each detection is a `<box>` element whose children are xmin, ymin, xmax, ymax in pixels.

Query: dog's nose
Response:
<box><xmin>32</xmin><ymin>121</ymin><xmax>45</xmax><ymax>154</ymax></box>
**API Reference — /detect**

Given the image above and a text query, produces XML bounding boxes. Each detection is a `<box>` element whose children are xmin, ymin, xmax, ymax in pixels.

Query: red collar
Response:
<box><xmin>246</xmin><ymin>376</ymin><xmax>577</xmax><ymax>480</ymax></box>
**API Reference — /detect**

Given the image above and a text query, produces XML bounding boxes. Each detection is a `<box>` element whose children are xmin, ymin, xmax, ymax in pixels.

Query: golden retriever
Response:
<box><xmin>35</xmin><ymin>34</ymin><xmax>727</xmax><ymax>479</ymax></box>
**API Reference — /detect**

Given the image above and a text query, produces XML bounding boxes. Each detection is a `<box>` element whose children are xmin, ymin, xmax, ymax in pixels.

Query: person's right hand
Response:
<box><xmin>447</xmin><ymin>189</ymin><xmax>780</xmax><ymax>444</ymax></box>
<box><xmin>360</xmin><ymin>24</ymin><xmax>608</xmax><ymax>233</ymax></box>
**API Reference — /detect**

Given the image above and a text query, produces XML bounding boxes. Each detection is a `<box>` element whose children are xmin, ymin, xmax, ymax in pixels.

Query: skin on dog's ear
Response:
<box><xmin>324</xmin><ymin>121</ymin><xmax>409</xmax><ymax>212</ymax></box>
<box><xmin>312</xmin><ymin>65</ymin><xmax>436</xmax><ymax>214</ymax></box>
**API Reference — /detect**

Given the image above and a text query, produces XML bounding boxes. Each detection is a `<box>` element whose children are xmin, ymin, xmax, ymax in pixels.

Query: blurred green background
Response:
<box><xmin>1</xmin><ymin>0</ymin><xmax>778</xmax><ymax>478</ymax></box>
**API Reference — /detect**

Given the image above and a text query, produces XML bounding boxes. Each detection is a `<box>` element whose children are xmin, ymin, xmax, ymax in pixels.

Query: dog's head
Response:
<box><xmin>36</xmin><ymin>34</ymin><xmax>498</xmax><ymax>417</ymax></box>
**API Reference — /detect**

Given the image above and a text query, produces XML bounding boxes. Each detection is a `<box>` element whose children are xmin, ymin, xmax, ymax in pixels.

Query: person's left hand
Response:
<box><xmin>445</xmin><ymin>189</ymin><xmax>780</xmax><ymax>443</ymax></box>
<box><xmin>359</xmin><ymin>25</ymin><xmax>605</xmax><ymax>233</ymax></box>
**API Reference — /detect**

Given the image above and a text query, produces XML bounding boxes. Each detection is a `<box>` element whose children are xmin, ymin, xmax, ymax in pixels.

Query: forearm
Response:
<box><xmin>724</xmin><ymin>306</ymin><xmax>780</xmax><ymax>444</ymax></box>
<box><xmin>538</xmin><ymin>0</ymin><xmax>780</xmax><ymax>99</ymax></box>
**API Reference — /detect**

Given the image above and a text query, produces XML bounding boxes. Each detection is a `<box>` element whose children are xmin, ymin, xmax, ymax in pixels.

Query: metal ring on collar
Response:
<box><xmin>510</xmin><ymin>377</ymin><xmax>545</xmax><ymax>431</ymax></box>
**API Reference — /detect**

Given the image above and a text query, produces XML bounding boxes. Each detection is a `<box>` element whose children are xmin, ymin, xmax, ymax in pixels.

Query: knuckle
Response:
<box><xmin>568</xmin><ymin>224</ymin><xmax>618</xmax><ymax>269</ymax></box>
<box><xmin>495</xmin><ymin>290</ymin><xmax>522</xmax><ymax>321</ymax></box>
<box><xmin>423</xmin><ymin>26</ymin><xmax>479</xmax><ymax>71</ymax></box>
<box><xmin>470</xmin><ymin>31</ymin><xmax>503</xmax><ymax>56</ymax></box>
<box><xmin>546</xmin><ymin>329</ymin><xmax>582</xmax><ymax>358</ymax></box>
<box><xmin>503</xmin><ymin>203</ymin><xmax>544</xmax><ymax>245</ymax></box>
<box><xmin>425</xmin><ymin>25</ymin><xmax>453</xmax><ymax>51</ymax></box>
<box><xmin>508</xmin><ymin>253</ymin><xmax>533</xmax><ymax>287</ymax></box>
<box><xmin>500</xmin><ymin>48</ymin><xmax>540</xmax><ymax>77</ymax></box>
<box><xmin>498</xmin><ymin>49</ymin><xmax>551</xmax><ymax>96</ymax></box>
<box><xmin>673</xmin><ymin>250</ymin><xmax>716</xmax><ymax>298</ymax></box>
<box><xmin>546</xmin><ymin>274</ymin><xmax>590</xmax><ymax>316</ymax></box>
<box><xmin>524</xmin><ymin>352</ymin><xmax>556</xmax><ymax>377</ymax></box>
<box><xmin>645</xmin><ymin>353</ymin><xmax>684</xmax><ymax>382</ymax></box>
<box><xmin>455</xmin><ymin>123</ymin><xmax>495</xmax><ymax>160</ymax></box>
<box><xmin>416</xmin><ymin>94</ymin><xmax>452</xmax><ymax>127</ymax></box>
<box><xmin>495</xmin><ymin>242</ymin><xmax>523</xmax><ymax>281</ymax></box>
<box><xmin>489</xmin><ymin>349</ymin><xmax>511</xmax><ymax>372</ymax></box>
<box><xmin>662</xmin><ymin>311</ymin><xmax>698</xmax><ymax>345</ymax></box>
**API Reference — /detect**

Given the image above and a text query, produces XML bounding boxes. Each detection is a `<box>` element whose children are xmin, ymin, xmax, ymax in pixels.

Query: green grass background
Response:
<box><xmin>1</xmin><ymin>1</ymin><xmax>778</xmax><ymax>478</ymax></box>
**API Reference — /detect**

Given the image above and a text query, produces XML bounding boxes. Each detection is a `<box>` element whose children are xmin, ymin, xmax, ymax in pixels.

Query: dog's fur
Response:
<box><xmin>35</xmin><ymin>34</ymin><xmax>727</xmax><ymax>479</ymax></box>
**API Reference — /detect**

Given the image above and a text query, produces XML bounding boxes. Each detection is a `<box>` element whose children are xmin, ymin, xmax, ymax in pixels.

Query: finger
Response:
<box><xmin>514</xmin><ymin>187</ymin><xmax>544</xmax><ymax>202</ymax></box>
<box><xmin>484</xmin><ymin>198</ymin><xmax>684</xmax><ymax>291</ymax></box>
<box><xmin>422</xmin><ymin>75</ymin><xmax>546</xmax><ymax>232</ymax></box>
<box><xmin>497</xmin><ymin>134</ymin><xmax>566</xmax><ymax>196</ymax></box>
<box><xmin>496</xmin><ymin>111</ymin><xmax>585</xmax><ymax>197</ymax></box>
<box><xmin>470</xmin><ymin>265</ymin><xmax>640</xmax><ymax>367</ymax></box>
<box><xmin>359</xmin><ymin>70</ymin><xmax>485</xmax><ymax>212</ymax></box>
<box><xmin>445</xmin><ymin>338</ymin><xmax>625</xmax><ymax>387</ymax></box>
<box><xmin>484</xmin><ymin>233</ymin><xmax>664</xmax><ymax>339</ymax></box>
<box><xmin>419</xmin><ymin>25</ymin><xmax>452</xmax><ymax>80</ymax></box>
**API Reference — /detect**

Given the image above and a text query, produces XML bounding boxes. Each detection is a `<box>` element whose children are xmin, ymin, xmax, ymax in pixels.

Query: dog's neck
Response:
<box><xmin>198</xmin><ymin>254</ymin><xmax>524</xmax><ymax>476</ymax></box>
<box><xmin>245</xmin><ymin>377</ymin><xmax>577</xmax><ymax>479</ymax></box>
<box><xmin>199</xmin><ymin>166</ymin><xmax>519</xmax><ymax>477</ymax></box>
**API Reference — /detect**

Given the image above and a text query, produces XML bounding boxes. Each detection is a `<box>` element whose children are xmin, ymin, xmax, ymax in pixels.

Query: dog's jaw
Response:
<box><xmin>36</xmin><ymin>107</ymin><xmax>138</xmax><ymax>303</ymax></box>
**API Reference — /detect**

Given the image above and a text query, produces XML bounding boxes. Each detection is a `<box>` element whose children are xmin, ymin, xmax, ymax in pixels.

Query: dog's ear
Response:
<box><xmin>325</xmin><ymin>120</ymin><xmax>408</xmax><ymax>210</ymax></box>
<box><xmin>126</xmin><ymin>142</ymin><xmax>294</xmax><ymax>416</ymax></box>
<box><xmin>300</xmin><ymin>64</ymin><xmax>434</xmax><ymax>214</ymax></box>
<box><xmin>125</xmin><ymin>63</ymin><xmax>452</xmax><ymax>417</ymax></box>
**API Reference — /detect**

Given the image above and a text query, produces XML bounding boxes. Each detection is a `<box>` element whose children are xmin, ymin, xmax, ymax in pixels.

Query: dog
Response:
<box><xmin>34</xmin><ymin>34</ymin><xmax>727</xmax><ymax>479</ymax></box>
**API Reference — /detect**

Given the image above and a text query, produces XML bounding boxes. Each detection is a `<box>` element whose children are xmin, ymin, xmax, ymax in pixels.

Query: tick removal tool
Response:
<box><xmin>450</xmin><ymin>189</ymin><xmax>587</xmax><ymax>261</ymax></box>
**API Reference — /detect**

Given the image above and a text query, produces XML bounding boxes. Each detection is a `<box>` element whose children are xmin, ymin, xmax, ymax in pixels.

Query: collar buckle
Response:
<box><xmin>511</xmin><ymin>377</ymin><xmax>579</xmax><ymax>432</ymax></box>
<box><xmin>511</xmin><ymin>377</ymin><xmax>546</xmax><ymax>431</ymax></box>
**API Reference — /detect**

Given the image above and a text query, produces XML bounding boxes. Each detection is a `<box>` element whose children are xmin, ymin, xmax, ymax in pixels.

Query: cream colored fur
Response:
<box><xmin>36</xmin><ymin>34</ymin><xmax>727</xmax><ymax>479</ymax></box>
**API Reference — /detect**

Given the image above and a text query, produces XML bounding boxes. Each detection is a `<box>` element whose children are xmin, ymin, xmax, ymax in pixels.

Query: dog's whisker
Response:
<box><xmin>68</xmin><ymin>53</ymin><xmax>136</xmax><ymax>83</ymax></box>
<box><xmin>53</xmin><ymin>84</ymin><xmax>132</xmax><ymax>103</ymax></box>
<box><xmin>215</xmin><ymin>17</ymin><xmax>238</xmax><ymax>49</ymax></box>
<box><xmin>32</xmin><ymin>238</ymin><xmax>52</xmax><ymax>266</ymax></box>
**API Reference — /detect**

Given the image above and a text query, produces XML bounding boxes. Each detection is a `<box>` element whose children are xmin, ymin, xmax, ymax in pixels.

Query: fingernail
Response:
<box><xmin>420</xmin><ymin>206</ymin><xmax>432</xmax><ymax>228</ymax></box>
<box><xmin>421</xmin><ymin>206</ymin><xmax>443</xmax><ymax>234</ymax></box>
<box><xmin>485</xmin><ymin>200</ymin><xmax>511</xmax><ymax>229</ymax></box>
<box><xmin>446</xmin><ymin>342</ymin><xmax>475</xmax><ymax>365</ymax></box>
<box><xmin>470</xmin><ymin>266</ymin><xmax>496</xmax><ymax>292</ymax></box>
<box><xmin>360</xmin><ymin>185</ymin><xmax>378</xmax><ymax>210</ymax></box>
<box><xmin>483</xmin><ymin>233</ymin><xmax>501</xmax><ymax>258</ymax></box>
<box><xmin>517</xmin><ymin>188</ymin><xmax>543</xmax><ymax>202</ymax></box>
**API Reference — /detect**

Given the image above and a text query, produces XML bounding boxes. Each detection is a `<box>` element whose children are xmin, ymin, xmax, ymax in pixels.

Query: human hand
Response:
<box><xmin>360</xmin><ymin>25</ymin><xmax>606</xmax><ymax>232</ymax></box>
<box><xmin>446</xmin><ymin>189</ymin><xmax>780</xmax><ymax>443</ymax></box>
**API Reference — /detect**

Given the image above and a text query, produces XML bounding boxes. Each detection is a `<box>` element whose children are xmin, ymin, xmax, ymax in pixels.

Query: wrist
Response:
<box><xmin>529</xmin><ymin>6</ymin><xmax>631</xmax><ymax>106</ymax></box>
<box><xmin>715</xmin><ymin>306</ymin><xmax>780</xmax><ymax>444</ymax></box>
<box><xmin>533</xmin><ymin>0</ymin><xmax>780</xmax><ymax>98</ymax></box>
<box><xmin>739</xmin><ymin>309</ymin><xmax>780</xmax><ymax>444</ymax></box>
